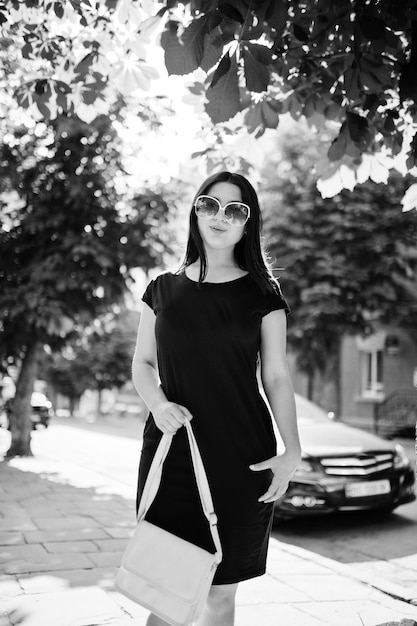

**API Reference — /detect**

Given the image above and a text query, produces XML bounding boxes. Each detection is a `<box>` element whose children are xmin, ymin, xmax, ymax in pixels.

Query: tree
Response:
<box><xmin>43</xmin><ymin>308</ymin><xmax>138</xmax><ymax>416</ymax></box>
<box><xmin>0</xmin><ymin>113</ymin><xmax>174</xmax><ymax>456</ymax></box>
<box><xmin>2</xmin><ymin>1</ymin><xmax>417</xmax><ymax>195</ymax></box>
<box><xmin>261</xmin><ymin>124</ymin><xmax>417</xmax><ymax>411</ymax></box>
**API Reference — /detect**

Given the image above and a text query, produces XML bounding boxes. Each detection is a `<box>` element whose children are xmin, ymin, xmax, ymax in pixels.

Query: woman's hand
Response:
<box><xmin>250</xmin><ymin>451</ymin><xmax>301</xmax><ymax>503</ymax></box>
<box><xmin>152</xmin><ymin>401</ymin><xmax>193</xmax><ymax>435</ymax></box>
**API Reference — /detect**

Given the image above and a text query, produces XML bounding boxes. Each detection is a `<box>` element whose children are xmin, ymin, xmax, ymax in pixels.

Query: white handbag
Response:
<box><xmin>115</xmin><ymin>419</ymin><xmax>222</xmax><ymax>626</ymax></box>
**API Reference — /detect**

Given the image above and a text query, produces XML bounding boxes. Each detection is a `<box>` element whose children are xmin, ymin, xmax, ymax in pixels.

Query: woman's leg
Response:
<box><xmin>195</xmin><ymin>583</ymin><xmax>239</xmax><ymax>626</ymax></box>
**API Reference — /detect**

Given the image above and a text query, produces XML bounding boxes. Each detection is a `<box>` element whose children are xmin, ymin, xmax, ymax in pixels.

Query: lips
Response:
<box><xmin>210</xmin><ymin>225</ymin><xmax>227</xmax><ymax>233</ymax></box>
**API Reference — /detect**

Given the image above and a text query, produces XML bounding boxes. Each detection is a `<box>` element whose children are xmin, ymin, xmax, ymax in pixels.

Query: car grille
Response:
<box><xmin>320</xmin><ymin>453</ymin><xmax>394</xmax><ymax>476</ymax></box>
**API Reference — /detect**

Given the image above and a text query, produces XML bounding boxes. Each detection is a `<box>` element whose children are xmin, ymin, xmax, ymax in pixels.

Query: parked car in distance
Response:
<box><xmin>1</xmin><ymin>392</ymin><xmax>54</xmax><ymax>430</ymax></box>
<box><xmin>274</xmin><ymin>394</ymin><xmax>416</xmax><ymax>519</ymax></box>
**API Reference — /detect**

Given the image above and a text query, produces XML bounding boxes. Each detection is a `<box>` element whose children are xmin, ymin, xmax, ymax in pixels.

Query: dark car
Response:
<box><xmin>3</xmin><ymin>392</ymin><xmax>54</xmax><ymax>429</ymax></box>
<box><xmin>274</xmin><ymin>394</ymin><xmax>416</xmax><ymax>519</ymax></box>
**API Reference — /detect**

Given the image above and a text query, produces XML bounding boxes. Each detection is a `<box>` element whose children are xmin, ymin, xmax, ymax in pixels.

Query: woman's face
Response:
<box><xmin>196</xmin><ymin>182</ymin><xmax>246</xmax><ymax>253</ymax></box>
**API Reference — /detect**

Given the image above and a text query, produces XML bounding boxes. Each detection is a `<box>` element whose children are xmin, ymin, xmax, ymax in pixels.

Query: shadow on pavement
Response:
<box><xmin>0</xmin><ymin>456</ymin><xmax>136</xmax><ymax>610</ymax></box>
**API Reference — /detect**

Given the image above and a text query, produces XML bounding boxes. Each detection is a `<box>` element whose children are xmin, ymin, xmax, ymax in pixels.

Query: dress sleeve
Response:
<box><xmin>261</xmin><ymin>281</ymin><xmax>290</xmax><ymax>317</ymax></box>
<box><xmin>141</xmin><ymin>279</ymin><xmax>155</xmax><ymax>311</ymax></box>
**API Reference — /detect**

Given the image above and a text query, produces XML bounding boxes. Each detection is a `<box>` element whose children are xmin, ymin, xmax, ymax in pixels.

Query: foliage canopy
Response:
<box><xmin>261</xmin><ymin>125</ymin><xmax>417</xmax><ymax>402</ymax></box>
<box><xmin>2</xmin><ymin>1</ymin><xmax>417</xmax><ymax>193</ymax></box>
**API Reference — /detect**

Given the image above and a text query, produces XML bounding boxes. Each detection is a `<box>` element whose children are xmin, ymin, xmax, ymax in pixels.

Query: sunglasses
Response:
<box><xmin>194</xmin><ymin>195</ymin><xmax>250</xmax><ymax>226</ymax></box>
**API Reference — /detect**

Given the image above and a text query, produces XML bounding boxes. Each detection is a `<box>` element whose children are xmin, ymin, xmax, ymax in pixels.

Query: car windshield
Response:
<box><xmin>294</xmin><ymin>394</ymin><xmax>330</xmax><ymax>424</ymax></box>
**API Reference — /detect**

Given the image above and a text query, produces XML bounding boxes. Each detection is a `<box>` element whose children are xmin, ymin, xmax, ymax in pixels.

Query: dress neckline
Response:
<box><xmin>181</xmin><ymin>270</ymin><xmax>250</xmax><ymax>285</ymax></box>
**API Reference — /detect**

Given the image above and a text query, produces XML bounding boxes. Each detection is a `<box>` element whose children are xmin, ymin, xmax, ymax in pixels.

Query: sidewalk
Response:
<box><xmin>1</xmin><ymin>453</ymin><xmax>417</xmax><ymax>626</ymax></box>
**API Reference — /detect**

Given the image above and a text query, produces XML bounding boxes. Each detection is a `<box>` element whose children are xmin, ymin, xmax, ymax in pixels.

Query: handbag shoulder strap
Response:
<box><xmin>137</xmin><ymin>420</ymin><xmax>222</xmax><ymax>563</ymax></box>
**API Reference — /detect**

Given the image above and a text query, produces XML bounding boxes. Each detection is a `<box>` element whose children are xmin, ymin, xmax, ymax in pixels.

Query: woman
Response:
<box><xmin>132</xmin><ymin>171</ymin><xmax>301</xmax><ymax>626</ymax></box>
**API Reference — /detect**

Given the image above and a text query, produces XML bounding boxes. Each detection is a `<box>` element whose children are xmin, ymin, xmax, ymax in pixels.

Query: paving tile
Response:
<box><xmin>2</xmin><ymin>485</ymin><xmax>53</xmax><ymax>496</ymax></box>
<box><xmin>282</xmin><ymin>573</ymin><xmax>372</xmax><ymax>601</ymax></box>
<box><xmin>31</xmin><ymin>516</ymin><xmax>101</xmax><ymax>530</ymax></box>
<box><xmin>0</xmin><ymin>576</ymin><xmax>22</xmax><ymax>598</ymax></box>
<box><xmin>23</xmin><ymin>528</ymin><xmax>110</xmax><ymax>543</ymax></box>
<box><xmin>104</xmin><ymin>527</ymin><xmax>134</xmax><ymax>539</ymax></box>
<box><xmin>236</xmin><ymin>573</ymin><xmax>311</xmax><ymax>604</ymax></box>
<box><xmin>0</xmin><ymin>504</ymin><xmax>26</xmax><ymax>517</ymax></box>
<box><xmin>267</xmin><ymin>557</ymin><xmax>333</xmax><ymax>576</ymax></box>
<box><xmin>0</xmin><ymin>520</ymin><xmax>38</xmax><ymax>532</ymax></box>
<box><xmin>3</xmin><ymin>587</ymin><xmax>124</xmax><ymax>626</ymax></box>
<box><xmin>17</xmin><ymin>567</ymin><xmax>117</xmax><ymax>593</ymax></box>
<box><xmin>90</xmin><ymin>516</ymin><xmax>135</xmax><ymax>527</ymax></box>
<box><xmin>13</xmin><ymin>496</ymin><xmax>50</xmax><ymax>508</ymax></box>
<box><xmin>235</xmin><ymin>603</ymin><xmax>326</xmax><ymax>625</ymax></box>
<box><xmin>93</xmin><ymin>539</ymin><xmax>129</xmax><ymax>552</ymax></box>
<box><xmin>4</xmin><ymin>553</ymin><xmax>95</xmax><ymax>575</ymax></box>
<box><xmin>0</xmin><ymin>544</ymin><xmax>48</xmax><ymax>564</ymax></box>
<box><xmin>42</xmin><ymin>540</ymin><xmax>99</xmax><ymax>554</ymax></box>
<box><xmin>87</xmin><ymin>551</ymin><xmax>124</xmax><ymax>568</ymax></box>
<box><xmin>0</xmin><ymin>533</ymin><xmax>25</xmax><ymax>547</ymax></box>
<box><xmin>20</xmin><ymin>505</ymin><xmax>65</xmax><ymax>517</ymax></box>
<box><xmin>298</xmin><ymin>600</ymin><xmax>417</xmax><ymax>626</ymax></box>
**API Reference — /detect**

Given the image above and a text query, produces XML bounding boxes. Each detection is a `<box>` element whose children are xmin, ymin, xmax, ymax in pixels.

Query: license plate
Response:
<box><xmin>345</xmin><ymin>479</ymin><xmax>391</xmax><ymax>498</ymax></box>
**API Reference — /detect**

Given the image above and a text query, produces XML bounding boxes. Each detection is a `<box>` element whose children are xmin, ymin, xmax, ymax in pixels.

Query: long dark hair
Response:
<box><xmin>178</xmin><ymin>171</ymin><xmax>278</xmax><ymax>294</ymax></box>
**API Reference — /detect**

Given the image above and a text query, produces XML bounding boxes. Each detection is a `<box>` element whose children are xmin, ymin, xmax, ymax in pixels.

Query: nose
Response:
<box><xmin>213</xmin><ymin>207</ymin><xmax>227</xmax><ymax>222</ymax></box>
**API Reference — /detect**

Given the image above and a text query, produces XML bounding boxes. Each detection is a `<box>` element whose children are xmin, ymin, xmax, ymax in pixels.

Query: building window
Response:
<box><xmin>361</xmin><ymin>350</ymin><xmax>384</xmax><ymax>398</ymax></box>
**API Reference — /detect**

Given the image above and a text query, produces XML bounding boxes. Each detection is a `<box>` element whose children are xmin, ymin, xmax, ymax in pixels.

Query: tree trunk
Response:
<box><xmin>97</xmin><ymin>388</ymin><xmax>102</xmax><ymax>418</ymax></box>
<box><xmin>69</xmin><ymin>396</ymin><xmax>79</xmax><ymax>417</ymax></box>
<box><xmin>6</xmin><ymin>339</ymin><xmax>42</xmax><ymax>458</ymax></box>
<box><xmin>306</xmin><ymin>370</ymin><xmax>314</xmax><ymax>400</ymax></box>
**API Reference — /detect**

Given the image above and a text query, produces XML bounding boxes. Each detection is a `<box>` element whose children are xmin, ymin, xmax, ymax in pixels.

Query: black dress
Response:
<box><xmin>137</xmin><ymin>271</ymin><xmax>289</xmax><ymax>585</ymax></box>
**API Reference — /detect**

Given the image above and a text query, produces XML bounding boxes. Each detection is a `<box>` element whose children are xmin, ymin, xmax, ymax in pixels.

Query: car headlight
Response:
<box><xmin>393</xmin><ymin>444</ymin><xmax>410</xmax><ymax>469</ymax></box>
<box><xmin>293</xmin><ymin>459</ymin><xmax>323</xmax><ymax>479</ymax></box>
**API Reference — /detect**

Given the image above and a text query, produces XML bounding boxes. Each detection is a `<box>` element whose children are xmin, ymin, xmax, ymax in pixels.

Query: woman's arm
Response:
<box><xmin>250</xmin><ymin>309</ymin><xmax>301</xmax><ymax>503</ymax></box>
<box><xmin>132</xmin><ymin>303</ymin><xmax>192</xmax><ymax>434</ymax></box>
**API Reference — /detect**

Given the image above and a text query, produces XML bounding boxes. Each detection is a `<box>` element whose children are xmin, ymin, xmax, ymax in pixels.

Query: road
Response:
<box><xmin>1</xmin><ymin>415</ymin><xmax>416</xmax><ymax>598</ymax></box>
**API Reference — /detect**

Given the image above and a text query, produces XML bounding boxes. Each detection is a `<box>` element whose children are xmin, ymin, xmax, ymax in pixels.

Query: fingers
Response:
<box><xmin>177</xmin><ymin>404</ymin><xmax>193</xmax><ymax>422</ymax></box>
<box><xmin>155</xmin><ymin>403</ymin><xmax>193</xmax><ymax>434</ymax></box>
<box><xmin>258</xmin><ymin>482</ymin><xmax>289</xmax><ymax>503</ymax></box>
<box><xmin>249</xmin><ymin>459</ymin><xmax>272</xmax><ymax>472</ymax></box>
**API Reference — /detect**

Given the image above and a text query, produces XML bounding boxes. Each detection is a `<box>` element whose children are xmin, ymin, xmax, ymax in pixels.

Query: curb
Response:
<box><xmin>273</xmin><ymin>538</ymin><xmax>417</xmax><ymax>606</ymax></box>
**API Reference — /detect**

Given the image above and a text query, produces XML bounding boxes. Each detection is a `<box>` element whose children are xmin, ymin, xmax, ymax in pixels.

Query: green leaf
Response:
<box><xmin>161</xmin><ymin>16</ymin><xmax>209</xmax><ymax>75</ymax></box>
<box><xmin>264</xmin><ymin>0</ymin><xmax>287</xmax><ymax>34</ymax></box>
<box><xmin>210</xmin><ymin>53</ymin><xmax>231</xmax><ymax>89</ymax></box>
<box><xmin>261</xmin><ymin>99</ymin><xmax>280</xmax><ymax>128</ymax></box>
<box><xmin>205</xmin><ymin>54</ymin><xmax>240</xmax><ymax>123</ymax></box>
<box><xmin>74</xmin><ymin>53</ymin><xmax>95</xmax><ymax>79</ymax></box>
<box><xmin>359</xmin><ymin>55</ymin><xmax>393</xmax><ymax>93</ymax></box>
<box><xmin>200</xmin><ymin>30</ymin><xmax>224</xmax><ymax>73</ymax></box>
<box><xmin>34</xmin><ymin>79</ymin><xmax>49</xmax><ymax>96</ymax></box>
<box><xmin>293</xmin><ymin>23</ymin><xmax>309</xmax><ymax>42</ymax></box>
<box><xmin>242</xmin><ymin>45</ymin><xmax>270</xmax><ymax>93</ymax></box>
<box><xmin>344</xmin><ymin>63</ymin><xmax>361</xmax><ymax>100</ymax></box>
<box><xmin>358</xmin><ymin>16</ymin><xmax>387</xmax><ymax>41</ymax></box>
<box><xmin>245</xmin><ymin>42</ymin><xmax>273</xmax><ymax>65</ymax></box>
<box><xmin>328</xmin><ymin>122</ymin><xmax>349</xmax><ymax>161</ymax></box>
<box><xmin>54</xmin><ymin>1</ymin><xmax>64</xmax><ymax>18</ymax></box>
<box><xmin>244</xmin><ymin>103</ymin><xmax>264</xmax><ymax>135</ymax></box>
<box><xmin>21</xmin><ymin>40</ymin><xmax>33</xmax><ymax>59</ymax></box>
<box><xmin>217</xmin><ymin>2</ymin><xmax>244</xmax><ymax>24</ymax></box>
<box><xmin>36</xmin><ymin>101</ymin><xmax>50</xmax><ymax>119</ymax></box>
<box><xmin>346</xmin><ymin>112</ymin><xmax>372</xmax><ymax>150</ymax></box>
